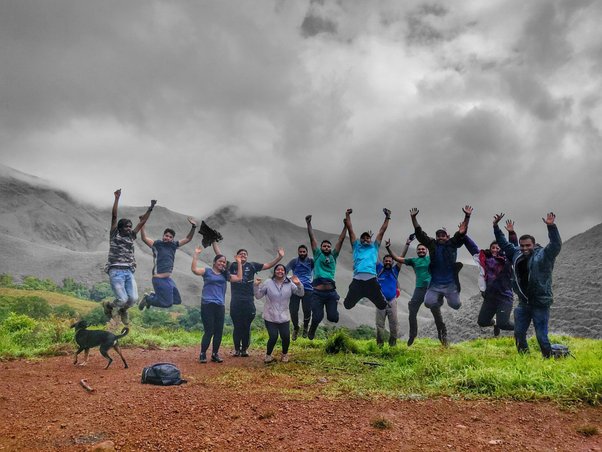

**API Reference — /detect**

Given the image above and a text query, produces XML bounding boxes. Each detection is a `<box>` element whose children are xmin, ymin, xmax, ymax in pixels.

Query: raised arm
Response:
<box><xmin>344</xmin><ymin>208</ymin><xmax>356</xmax><ymax>246</ymax></box>
<box><xmin>110</xmin><ymin>189</ymin><xmax>121</xmax><ymax>232</ymax></box>
<box><xmin>492</xmin><ymin>213</ymin><xmax>516</xmax><ymax>259</ymax></box>
<box><xmin>505</xmin><ymin>219</ymin><xmax>518</xmax><ymax>246</ymax></box>
<box><xmin>211</xmin><ymin>241</ymin><xmax>222</xmax><ymax>256</ymax></box>
<box><xmin>133</xmin><ymin>199</ymin><xmax>157</xmax><ymax>234</ymax></box>
<box><xmin>464</xmin><ymin>234</ymin><xmax>479</xmax><ymax>256</ymax></box>
<box><xmin>410</xmin><ymin>208</ymin><xmax>434</xmax><ymax>247</ymax></box>
<box><xmin>462</xmin><ymin>205</ymin><xmax>473</xmax><ymax>228</ymax></box>
<box><xmin>191</xmin><ymin>246</ymin><xmax>206</xmax><ymax>276</ymax></box>
<box><xmin>385</xmin><ymin>238</ymin><xmax>405</xmax><ymax>264</ymax></box>
<box><xmin>542</xmin><ymin>212</ymin><xmax>562</xmax><ymax>259</ymax></box>
<box><xmin>230</xmin><ymin>255</ymin><xmax>244</xmax><ymax>282</ymax></box>
<box><xmin>262</xmin><ymin>247</ymin><xmax>285</xmax><ymax>271</ymax></box>
<box><xmin>375</xmin><ymin>208</ymin><xmax>391</xmax><ymax>243</ymax></box>
<box><xmin>305</xmin><ymin>215</ymin><xmax>318</xmax><ymax>251</ymax></box>
<box><xmin>178</xmin><ymin>218</ymin><xmax>197</xmax><ymax>247</ymax></box>
<box><xmin>334</xmin><ymin>221</ymin><xmax>347</xmax><ymax>254</ymax></box>
<box><xmin>253</xmin><ymin>278</ymin><xmax>267</xmax><ymax>299</ymax></box>
<box><xmin>139</xmin><ymin>223</ymin><xmax>154</xmax><ymax>248</ymax></box>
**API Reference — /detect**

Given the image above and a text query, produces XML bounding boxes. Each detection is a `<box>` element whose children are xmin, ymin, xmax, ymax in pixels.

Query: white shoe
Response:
<box><xmin>264</xmin><ymin>354</ymin><xmax>275</xmax><ymax>364</ymax></box>
<box><xmin>280</xmin><ymin>354</ymin><xmax>289</xmax><ymax>363</ymax></box>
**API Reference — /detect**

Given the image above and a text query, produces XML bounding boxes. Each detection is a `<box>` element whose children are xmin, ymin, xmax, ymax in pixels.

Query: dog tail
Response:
<box><xmin>115</xmin><ymin>327</ymin><xmax>129</xmax><ymax>340</ymax></box>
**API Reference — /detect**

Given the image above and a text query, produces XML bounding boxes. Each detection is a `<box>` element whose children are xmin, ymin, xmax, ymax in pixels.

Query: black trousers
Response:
<box><xmin>200</xmin><ymin>303</ymin><xmax>225</xmax><ymax>354</ymax></box>
<box><xmin>231</xmin><ymin>300</ymin><xmax>256</xmax><ymax>352</ymax></box>
<box><xmin>289</xmin><ymin>291</ymin><xmax>313</xmax><ymax>330</ymax></box>
<box><xmin>407</xmin><ymin>286</ymin><xmax>445</xmax><ymax>338</ymax></box>
<box><xmin>343</xmin><ymin>278</ymin><xmax>387</xmax><ymax>310</ymax></box>
<box><xmin>265</xmin><ymin>320</ymin><xmax>290</xmax><ymax>355</ymax></box>
<box><xmin>477</xmin><ymin>293</ymin><xmax>514</xmax><ymax>330</ymax></box>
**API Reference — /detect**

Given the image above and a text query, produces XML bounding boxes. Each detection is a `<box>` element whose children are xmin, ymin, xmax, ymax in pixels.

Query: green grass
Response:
<box><xmin>1</xmin><ymin>310</ymin><xmax>600</xmax><ymax>405</ymax></box>
<box><xmin>0</xmin><ymin>288</ymin><xmax>98</xmax><ymax>313</ymax></box>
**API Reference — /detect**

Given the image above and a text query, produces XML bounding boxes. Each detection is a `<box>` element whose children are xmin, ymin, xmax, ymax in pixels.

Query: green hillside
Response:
<box><xmin>0</xmin><ymin>287</ymin><xmax>98</xmax><ymax>314</ymax></box>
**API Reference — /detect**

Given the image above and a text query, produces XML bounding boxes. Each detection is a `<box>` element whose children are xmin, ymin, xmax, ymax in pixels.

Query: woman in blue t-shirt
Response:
<box><xmin>191</xmin><ymin>247</ymin><xmax>243</xmax><ymax>363</ymax></box>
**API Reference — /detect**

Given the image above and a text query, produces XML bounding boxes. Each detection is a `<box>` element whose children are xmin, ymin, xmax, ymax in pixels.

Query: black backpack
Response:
<box><xmin>550</xmin><ymin>344</ymin><xmax>574</xmax><ymax>359</ymax></box>
<box><xmin>141</xmin><ymin>362</ymin><xmax>187</xmax><ymax>386</ymax></box>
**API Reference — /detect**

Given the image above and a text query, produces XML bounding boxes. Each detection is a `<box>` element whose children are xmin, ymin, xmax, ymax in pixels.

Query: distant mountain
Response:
<box><xmin>423</xmin><ymin>224</ymin><xmax>602</xmax><ymax>341</ymax></box>
<box><xmin>0</xmin><ymin>164</ymin><xmax>494</xmax><ymax>333</ymax></box>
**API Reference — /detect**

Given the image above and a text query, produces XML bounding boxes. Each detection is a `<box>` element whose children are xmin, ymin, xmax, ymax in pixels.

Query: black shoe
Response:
<box><xmin>292</xmin><ymin>327</ymin><xmax>299</xmax><ymax>341</ymax></box>
<box><xmin>407</xmin><ymin>335</ymin><xmax>416</xmax><ymax>347</ymax></box>
<box><xmin>211</xmin><ymin>353</ymin><xmax>223</xmax><ymax>363</ymax></box>
<box><xmin>240</xmin><ymin>350</ymin><xmax>249</xmax><ymax>358</ymax></box>
<box><xmin>138</xmin><ymin>294</ymin><xmax>148</xmax><ymax>311</ymax></box>
<box><xmin>389</xmin><ymin>338</ymin><xmax>397</xmax><ymax>347</ymax></box>
<box><xmin>233</xmin><ymin>350</ymin><xmax>241</xmax><ymax>357</ymax></box>
<box><xmin>493</xmin><ymin>323</ymin><xmax>501</xmax><ymax>337</ymax></box>
<box><xmin>102</xmin><ymin>301</ymin><xmax>113</xmax><ymax>319</ymax></box>
<box><xmin>199</xmin><ymin>352</ymin><xmax>207</xmax><ymax>364</ymax></box>
<box><xmin>376</xmin><ymin>341</ymin><xmax>384</xmax><ymax>348</ymax></box>
<box><xmin>302</xmin><ymin>327</ymin><xmax>308</xmax><ymax>338</ymax></box>
<box><xmin>438</xmin><ymin>325</ymin><xmax>448</xmax><ymax>347</ymax></box>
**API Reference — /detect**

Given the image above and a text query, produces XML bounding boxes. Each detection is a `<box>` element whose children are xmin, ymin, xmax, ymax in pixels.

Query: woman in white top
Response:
<box><xmin>254</xmin><ymin>264</ymin><xmax>304</xmax><ymax>363</ymax></box>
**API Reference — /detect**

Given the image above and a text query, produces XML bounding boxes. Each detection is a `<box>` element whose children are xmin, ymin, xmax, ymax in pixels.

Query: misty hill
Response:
<box><xmin>423</xmin><ymin>224</ymin><xmax>602</xmax><ymax>341</ymax></box>
<box><xmin>0</xmin><ymin>164</ymin><xmax>491</xmax><ymax>332</ymax></box>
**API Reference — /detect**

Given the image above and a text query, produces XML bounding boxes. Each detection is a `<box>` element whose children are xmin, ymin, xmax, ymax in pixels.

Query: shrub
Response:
<box><xmin>140</xmin><ymin>309</ymin><xmax>178</xmax><ymax>329</ymax></box>
<box><xmin>21</xmin><ymin>276</ymin><xmax>58</xmax><ymax>292</ymax></box>
<box><xmin>89</xmin><ymin>282</ymin><xmax>113</xmax><ymax>301</ymax></box>
<box><xmin>2</xmin><ymin>313</ymin><xmax>37</xmax><ymax>333</ymax></box>
<box><xmin>325</xmin><ymin>330</ymin><xmax>359</xmax><ymax>354</ymax></box>
<box><xmin>178</xmin><ymin>307</ymin><xmax>202</xmax><ymax>331</ymax></box>
<box><xmin>84</xmin><ymin>306</ymin><xmax>109</xmax><ymax>326</ymax></box>
<box><xmin>53</xmin><ymin>304</ymin><xmax>78</xmax><ymax>318</ymax></box>
<box><xmin>0</xmin><ymin>274</ymin><xmax>15</xmax><ymax>287</ymax></box>
<box><xmin>10</xmin><ymin>296</ymin><xmax>52</xmax><ymax>319</ymax></box>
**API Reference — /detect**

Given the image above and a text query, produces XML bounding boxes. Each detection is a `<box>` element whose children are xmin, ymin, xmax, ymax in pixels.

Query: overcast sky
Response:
<box><xmin>1</xmin><ymin>0</ymin><xmax>601</xmax><ymax>249</ymax></box>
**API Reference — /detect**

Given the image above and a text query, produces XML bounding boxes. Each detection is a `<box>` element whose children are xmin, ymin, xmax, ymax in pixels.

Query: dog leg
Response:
<box><xmin>73</xmin><ymin>348</ymin><xmax>84</xmax><ymax>365</ymax></box>
<box><xmin>78</xmin><ymin>349</ymin><xmax>90</xmax><ymax>366</ymax></box>
<box><xmin>100</xmin><ymin>346</ymin><xmax>113</xmax><ymax>369</ymax></box>
<box><xmin>113</xmin><ymin>344</ymin><xmax>128</xmax><ymax>369</ymax></box>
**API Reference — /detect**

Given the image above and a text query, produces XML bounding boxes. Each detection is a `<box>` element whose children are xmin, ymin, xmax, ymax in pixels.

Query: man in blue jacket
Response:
<box><xmin>493</xmin><ymin>212</ymin><xmax>562</xmax><ymax>358</ymax></box>
<box><xmin>285</xmin><ymin>244</ymin><xmax>314</xmax><ymax>340</ymax></box>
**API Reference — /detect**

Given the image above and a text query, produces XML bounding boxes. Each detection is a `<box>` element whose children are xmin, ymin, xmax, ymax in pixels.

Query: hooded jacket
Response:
<box><xmin>493</xmin><ymin>224</ymin><xmax>561</xmax><ymax>307</ymax></box>
<box><xmin>414</xmin><ymin>226</ymin><xmax>465</xmax><ymax>288</ymax></box>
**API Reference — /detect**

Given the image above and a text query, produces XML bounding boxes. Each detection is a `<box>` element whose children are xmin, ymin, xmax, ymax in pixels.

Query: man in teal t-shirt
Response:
<box><xmin>386</xmin><ymin>235</ymin><xmax>446</xmax><ymax>346</ymax></box>
<box><xmin>305</xmin><ymin>214</ymin><xmax>347</xmax><ymax>340</ymax></box>
<box><xmin>342</xmin><ymin>208</ymin><xmax>390</xmax><ymax>311</ymax></box>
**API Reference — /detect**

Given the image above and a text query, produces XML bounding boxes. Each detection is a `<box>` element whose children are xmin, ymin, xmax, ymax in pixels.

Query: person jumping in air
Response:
<box><xmin>285</xmin><ymin>244</ymin><xmax>314</xmax><ymax>340</ymax></box>
<box><xmin>342</xmin><ymin>208</ymin><xmax>390</xmax><ymax>311</ymax></box>
<box><xmin>138</xmin><ymin>217</ymin><xmax>197</xmax><ymax>310</ymax></box>
<box><xmin>385</xmin><ymin>234</ymin><xmax>446</xmax><ymax>346</ymax></box>
<box><xmin>305</xmin><ymin>214</ymin><xmax>347</xmax><ymax>340</ymax></box>
<box><xmin>410</xmin><ymin>206</ymin><xmax>472</xmax><ymax>345</ymax></box>
<box><xmin>103</xmin><ymin>189</ymin><xmax>155</xmax><ymax>326</ymax></box>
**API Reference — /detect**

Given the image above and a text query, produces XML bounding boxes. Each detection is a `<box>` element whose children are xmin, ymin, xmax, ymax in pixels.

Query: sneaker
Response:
<box><xmin>240</xmin><ymin>350</ymin><xmax>250</xmax><ymax>358</ymax></box>
<box><xmin>264</xmin><ymin>355</ymin><xmax>275</xmax><ymax>364</ymax></box>
<box><xmin>302</xmin><ymin>327</ymin><xmax>308</xmax><ymax>338</ymax></box>
<box><xmin>407</xmin><ymin>335</ymin><xmax>416</xmax><ymax>347</ymax></box>
<box><xmin>307</xmin><ymin>328</ymin><xmax>316</xmax><ymax>340</ymax></box>
<box><xmin>138</xmin><ymin>294</ymin><xmax>148</xmax><ymax>311</ymax></box>
<box><xmin>118</xmin><ymin>309</ymin><xmax>129</xmax><ymax>325</ymax></box>
<box><xmin>232</xmin><ymin>350</ymin><xmax>241</xmax><ymax>357</ymax></box>
<box><xmin>102</xmin><ymin>301</ymin><xmax>114</xmax><ymax>318</ymax></box>
<box><xmin>199</xmin><ymin>352</ymin><xmax>207</xmax><ymax>363</ymax></box>
<box><xmin>493</xmin><ymin>323</ymin><xmax>501</xmax><ymax>337</ymax></box>
<box><xmin>389</xmin><ymin>338</ymin><xmax>397</xmax><ymax>347</ymax></box>
<box><xmin>211</xmin><ymin>353</ymin><xmax>223</xmax><ymax>363</ymax></box>
<box><xmin>292</xmin><ymin>327</ymin><xmax>299</xmax><ymax>341</ymax></box>
<box><xmin>281</xmin><ymin>354</ymin><xmax>289</xmax><ymax>363</ymax></box>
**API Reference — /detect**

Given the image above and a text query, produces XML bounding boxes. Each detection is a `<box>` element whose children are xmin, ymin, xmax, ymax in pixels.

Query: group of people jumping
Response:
<box><xmin>102</xmin><ymin>189</ymin><xmax>562</xmax><ymax>363</ymax></box>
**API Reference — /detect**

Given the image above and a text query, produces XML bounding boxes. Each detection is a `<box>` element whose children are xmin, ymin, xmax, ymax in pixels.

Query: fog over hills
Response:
<box><xmin>1</xmin><ymin>165</ymin><xmax>599</xmax><ymax>339</ymax></box>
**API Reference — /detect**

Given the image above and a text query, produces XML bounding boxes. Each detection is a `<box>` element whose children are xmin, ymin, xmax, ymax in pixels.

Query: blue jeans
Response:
<box><xmin>147</xmin><ymin>277</ymin><xmax>182</xmax><ymax>308</ymax></box>
<box><xmin>514</xmin><ymin>303</ymin><xmax>551</xmax><ymax>358</ymax></box>
<box><xmin>108</xmin><ymin>268</ymin><xmax>138</xmax><ymax>309</ymax></box>
<box><xmin>424</xmin><ymin>283</ymin><xmax>461</xmax><ymax>310</ymax></box>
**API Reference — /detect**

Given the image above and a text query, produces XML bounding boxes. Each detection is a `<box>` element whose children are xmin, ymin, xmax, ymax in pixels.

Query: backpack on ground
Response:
<box><xmin>141</xmin><ymin>362</ymin><xmax>187</xmax><ymax>385</ymax></box>
<box><xmin>550</xmin><ymin>344</ymin><xmax>574</xmax><ymax>359</ymax></box>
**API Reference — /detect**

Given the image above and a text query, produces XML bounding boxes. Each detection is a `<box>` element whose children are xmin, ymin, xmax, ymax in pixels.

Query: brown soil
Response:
<box><xmin>0</xmin><ymin>346</ymin><xmax>600</xmax><ymax>451</ymax></box>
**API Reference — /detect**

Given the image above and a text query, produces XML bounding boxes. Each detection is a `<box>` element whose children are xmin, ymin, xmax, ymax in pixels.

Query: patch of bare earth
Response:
<box><xmin>0</xmin><ymin>347</ymin><xmax>600</xmax><ymax>451</ymax></box>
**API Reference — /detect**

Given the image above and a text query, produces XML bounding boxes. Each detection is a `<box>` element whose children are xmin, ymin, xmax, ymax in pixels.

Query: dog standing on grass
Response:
<box><xmin>71</xmin><ymin>320</ymin><xmax>129</xmax><ymax>369</ymax></box>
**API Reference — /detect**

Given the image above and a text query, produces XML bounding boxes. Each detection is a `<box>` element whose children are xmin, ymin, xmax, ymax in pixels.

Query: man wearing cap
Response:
<box><xmin>342</xmin><ymin>208</ymin><xmax>390</xmax><ymax>311</ymax></box>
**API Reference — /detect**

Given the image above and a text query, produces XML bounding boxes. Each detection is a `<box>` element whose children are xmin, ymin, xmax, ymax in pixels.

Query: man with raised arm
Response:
<box><xmin>493</xmin><ymin>212</ymin><xmax>561</xmax><ymax>358</ymax></box>
<box><xmin>374</xmin><ymin>251</ymin><xmax>401</xmax><ymax>347</ymax></box>
<box><xmin>285</xmin><ymin>244</ymin><xmax>314</xmax><ymax>340</ymax></box>
<box><xmin>342</xmin><ymin>208</ymin><xmax>390</xmax><ymax>311</ymax></box>
<box><xmin>103</xmin><ymin>189</ymin><xmax>156</xmax><ymax>325</ymax></box>
<box><xmin>409</xmin><ymin>206</ymin><xmax>471</xmax><ymax>345</ymax></box>
<box><xmin>212</xmin><ymin>241</ymin><xmax>284</xmax><ymax>357</ymax></box>
<box><xmin>305</xmin><ymin>214</ymin><xmax>347</xmax><ymax>340</ymax></box>
<box><xmin>386</xmin><ymin>234</ymin><xmax>446</xmax><ymax>346</ymax></box>
<box><xmin>138</xmin><ymin>217</ymin><xmax>197</xmax><ymax>310</ymax></box>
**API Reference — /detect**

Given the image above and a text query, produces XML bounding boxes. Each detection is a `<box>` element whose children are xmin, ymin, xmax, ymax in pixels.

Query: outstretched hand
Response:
<box><xmin>114</xmin><ymin>189</ymin><xmax>122</xmax><ymax>198</ymax></box>
<box><xmin>408</xmin><ymin>233</ymin><xmax>416</xmax><ymax>242</ymax></box>
<box><xmin>277</xmin><ymin>247</ymin><xmax>285</xmax><ymax>258</ymax></box>
<box><xmin>385</xmin><ymin>239</ymin><xmax>391</xmax><ymax>248</ymax></box>
<box><xmin>504</xmin><ymin>219</ymin><xmax>515</xmax><ymax>233</ymax></box>
<box><xmin>409</xmin><ymin>208</ymin><xmax>419</xmax><ymax>217</ymax></box>
<box><xmin>493</xmin><ymin>213</ymin><xmax>505</xmax><ymax>225</ymax></box>
<box><xmin>188</xmin><ymin>217</ymin><xmax>197</xmax><ymax>226</ymax></box>
<box><xmin>463</xmin><ymin>205</ymin><xmax>473</xmax><ymax>216</ymax></box>
<box><xmin>543</xmin><ymin>212</ymin><xmax>556</xmax><ymax>225</ymax></box>
<box><xmin>150</xmin><ymin>200</ymin><xmax>157</xmax><ymax>208</ymax></box>
<box><xmin>194</xmin><ymin>246</ymin><xmax>203</xmax><ymax>255</ymax></box>
<box><xmin>291</xmin><ymin>275</ymin><xmax>301</xmax><ymax>286</ymax></box>
<box><xmin>346</xmin><ymin>208</ymin><xmax>353</xmax><ymax>216</ymax></box>
<box><xmin>383</xmin><ymin>208</ymin><xmax>391</xmax><ymax>219</ymax></box>
<box><xmin>305</xmin><ymin>215</ymin><xmax>312</xmax><ymax>224</ymax></box>
<box><xmin>254</xmin><ymin>278</ymin><xmax>262</xmax><ymax>286</ymax></box>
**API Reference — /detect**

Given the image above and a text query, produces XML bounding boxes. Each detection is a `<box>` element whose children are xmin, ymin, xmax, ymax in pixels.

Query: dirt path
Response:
<box><xmin>0</xmin><ymin>346</ymin><xmax>600</xmax><ymax>451</ymax></box>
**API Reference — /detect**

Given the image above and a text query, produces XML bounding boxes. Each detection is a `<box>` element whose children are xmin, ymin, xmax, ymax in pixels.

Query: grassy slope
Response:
<box><xmin>0</xmin><ymin>287</ymin><xmax>97</xmax><ymax>313</ymax></box>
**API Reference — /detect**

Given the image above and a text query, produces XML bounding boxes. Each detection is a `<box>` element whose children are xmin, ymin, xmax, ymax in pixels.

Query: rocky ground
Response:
<box><xmin>0</xmin><ymin>346</ymin><xmax>600</xmax><ymax>451</ymax></box>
